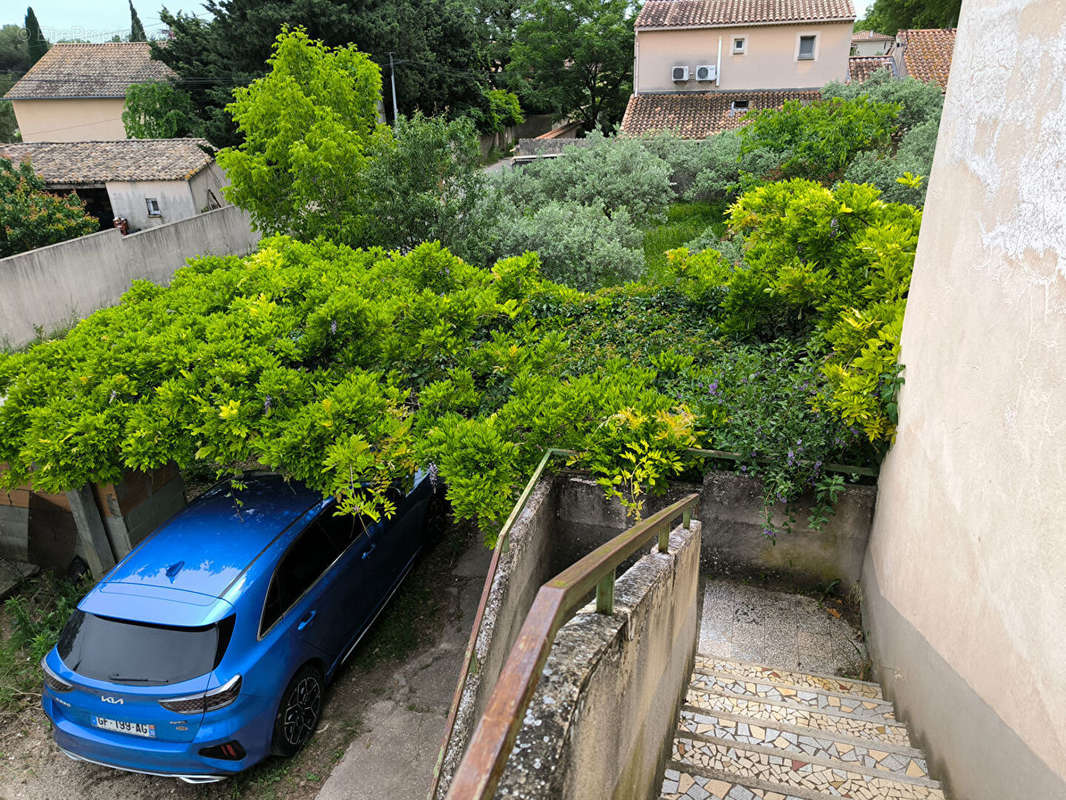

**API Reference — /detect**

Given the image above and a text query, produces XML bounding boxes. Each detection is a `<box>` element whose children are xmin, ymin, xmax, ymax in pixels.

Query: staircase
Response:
<box><xmin>660</xmin><ymin>654</ymin><xmax>945</xmax><ymax>800</ymax></box>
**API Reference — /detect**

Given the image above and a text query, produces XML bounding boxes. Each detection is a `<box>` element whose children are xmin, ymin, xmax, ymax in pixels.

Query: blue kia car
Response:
<box><xmin>41</xmin><ymin>471</ymin><xmax>438</xmax><ymax>782</ymax></box>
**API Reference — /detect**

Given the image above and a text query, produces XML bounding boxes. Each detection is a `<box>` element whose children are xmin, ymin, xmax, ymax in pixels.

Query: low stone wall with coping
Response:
<box><xmin>496</xmin><ymin>521</ymin><xmax>701</xmax><ymax>799</ymax></box>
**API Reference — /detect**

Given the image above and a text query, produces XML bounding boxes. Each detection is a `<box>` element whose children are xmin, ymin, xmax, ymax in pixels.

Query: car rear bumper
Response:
<box><xmin>58</xmin><ymin>747</ymin><xmax>227</xmax><ymax>784</ymax></box>
<box><xmin>44</xmin><ymin>693</ymin><xmax>271</xmax><ymax>781</ymax></box>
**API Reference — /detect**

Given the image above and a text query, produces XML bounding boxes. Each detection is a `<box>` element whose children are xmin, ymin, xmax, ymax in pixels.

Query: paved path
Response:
<box><xmin>315</xmin><ymin>539</ymin><xmax>491</xmax><ymax>800</ymax></box>
<box><xmin>698</xmin><ymin>578</ymin><xmax>867</xmax><ymax>676</ymax></box>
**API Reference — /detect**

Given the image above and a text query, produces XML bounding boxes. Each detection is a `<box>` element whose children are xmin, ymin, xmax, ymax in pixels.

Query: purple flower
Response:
<box><xmin>708</xmin><ymin>380</ymin><xmax>720</xmax><ymax>397</ymax></box>
<box><xmin>329</xmin><ymin>320</ymin><xmax>338</xmax><ymax>335</ymax></box>
<box><xmin>263</xmin><ymin>395</ymin><xmax>272</xmax><ymax>412</ymax></box>
<box><xmin>787</xmin><ymin>448</ymin><xmax>795</xmax><ymax>465</ymax></box>
<box><xmin>762</xmin><ymin>527</ymin><xmax>776</xmax><ymax>538</ymax></box>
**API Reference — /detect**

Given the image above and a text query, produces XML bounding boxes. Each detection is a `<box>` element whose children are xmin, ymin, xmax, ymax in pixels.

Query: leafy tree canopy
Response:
<box><xmin>0</xmin><ymin>24</ymin><xmax>31</xmax><ymax>73</ymax></box>
<box><xmin>0</xmin><ymin>75</ymin><xmax>20</xmax><ymax>141</ymax></box>
<box><xmin>0</xmin><ymin>156</ymin><xmax>97</xmax><ymax>257</ymax></box>
<box><xmin>858</xmin><ymin>0</ymin><xmax>962</xmax><ymax>35</ymax></box>
<box><xmin>155</xmin><ymin>0</ymin><xmax>492</xmax><ymax>146</ymax></box>
<box><xmin>123</xmin><ymin>81</ymin><xmax>197</xmax><ymax>138</ymax></box>
<box><xmin>216</xmin><ymin>29</ymin><xmax>389</xmax><ymax>242</ymax></box>
<box><xmin>508</xmin><ymin>0</ymin><xmax>634</xmax><ymax>131</ymax></box>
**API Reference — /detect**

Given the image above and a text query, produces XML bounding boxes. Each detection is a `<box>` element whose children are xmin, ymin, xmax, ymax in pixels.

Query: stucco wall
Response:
<box><xmin>635</xmin><ymin>22</ymin><xmax>852</xmax><ymax>92</ymax></box>
<box><xmin>12</xmin><ymin>98</ymin><xmax>126</xmax><ymax>142</ymax></box>
<box><xmin>0</xmin><ymin>205</ymin><xmax>260</xmax><ymax>348</ymax></box>
<box><xmin>862</xmin><ymin>2</ymin><xmax>1066</xmax><ymax>799</ymax></box>
<box><xmin>496</xmin><ymin>522</ymin><xmax>701</xmax><ymax>800</ymax></box>
<box><xmin>106</xmin><ymin>179</ymin><xmax>197</xmax><ymax>230</ymax></box>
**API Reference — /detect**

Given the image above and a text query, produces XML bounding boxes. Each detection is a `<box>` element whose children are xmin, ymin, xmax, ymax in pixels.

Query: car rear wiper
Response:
<box><xmin>108</xmin><ymin>674</ymin><xmax>160</xmax><ymax>683</ymax></box>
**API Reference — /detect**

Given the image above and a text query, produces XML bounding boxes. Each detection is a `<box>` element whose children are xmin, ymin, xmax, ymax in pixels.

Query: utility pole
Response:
<box><xmin>388</xmin><ymin>52</ymin><xmax>399</xmax><ymax>124</ymax></box>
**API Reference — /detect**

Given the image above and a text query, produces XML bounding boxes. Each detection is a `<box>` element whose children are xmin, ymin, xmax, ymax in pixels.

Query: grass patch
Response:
<box><xmin>643</xmin><ymin>201</ymin><xmax>727</xmax><ymax>282</ymax></box>
<box><xmin>0</xmin><ymin>572</ymin><xmax>89</xmax><ymax>715</ymax></box>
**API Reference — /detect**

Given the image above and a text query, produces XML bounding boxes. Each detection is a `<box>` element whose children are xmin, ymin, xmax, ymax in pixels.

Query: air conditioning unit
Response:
<box><xmin>695</xmin><ymin>64</ymin><xmax>718</xmax><ymax>81</ymax></box>
<box><xmin>671</xmin><ymin>65</ymin><xmax>689</xmax><ymax>82</ymax></box>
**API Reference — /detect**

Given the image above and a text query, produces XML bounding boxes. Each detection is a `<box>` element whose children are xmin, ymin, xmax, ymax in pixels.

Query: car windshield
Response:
<box><xmin>57</xmin><ymin>610</ymin><xmax>231</xmax><ymax>685</ymax></box>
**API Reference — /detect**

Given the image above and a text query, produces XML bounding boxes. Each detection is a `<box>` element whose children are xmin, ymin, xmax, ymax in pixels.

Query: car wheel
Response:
<box><xmin>271</xmin><ymin>663</ymin><xmax>324</xmax><ymax>757</ymax></box>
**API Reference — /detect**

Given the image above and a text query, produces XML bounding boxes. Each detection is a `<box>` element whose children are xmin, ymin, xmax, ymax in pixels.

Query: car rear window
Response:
<box><xmin>57</xmin><ymin>610</ymin><xmax>233</xmax><ymax>685</ymax></box>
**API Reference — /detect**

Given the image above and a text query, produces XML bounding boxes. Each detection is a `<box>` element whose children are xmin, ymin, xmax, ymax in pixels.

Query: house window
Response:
<box><xmin>145</xmin><ymin>198</ymin><xmax>161</xmax><ymax>217</ymax></box>
<box><xmin>730</xmin><ymin>100</ymin><xmax>750</xmax><ymax>113</ymax></box>
<box><xmin>732</xmin><ymin>37</ymin><xmax>746</xmax><ymax>55</ymax></box>
<box><xmin>797</xmin><ymin>35</ymin><xmax>817</xmax><ymax>60</ymax></box>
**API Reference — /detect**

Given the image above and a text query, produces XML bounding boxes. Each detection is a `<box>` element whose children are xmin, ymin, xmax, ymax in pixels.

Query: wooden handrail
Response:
<box><xmin>443</xmin><ymin>492</ymin><xmax>700</xmax><ymax>800</ymax></box>
<box><xmin>428</xmin><ymin>448</ymin><xmax>575</xmax><ymax>800</ymax></box>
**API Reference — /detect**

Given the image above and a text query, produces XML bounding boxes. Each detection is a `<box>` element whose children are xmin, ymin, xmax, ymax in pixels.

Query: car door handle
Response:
<box><xmin>297</xmin><ymin>610</ymin><xmax>317</xmax><ymax>630</ymax></box>
<box><xmin>361</xmin><ymin>543</ymin><xmax>376</xmax><ymax>560</ymax></box>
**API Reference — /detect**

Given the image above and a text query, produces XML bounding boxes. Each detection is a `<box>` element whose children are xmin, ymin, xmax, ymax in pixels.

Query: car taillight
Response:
<box><xmin>199</xmin><ymin>740</ymin><xmax>246</xmax><ymax>760</ymax></box>
<box><xmin>159</xmin><ymin>675</ymin><xmax>241</xmax><ymax>715</ymax></box>
<box><xmin>41</xmin><ymin>658</ymin><xmax>73</xmax><ymax>693</ymax></box>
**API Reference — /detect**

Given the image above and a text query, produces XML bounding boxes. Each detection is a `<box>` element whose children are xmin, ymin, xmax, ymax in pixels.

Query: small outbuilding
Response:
<box><xmin>0</xmin><ymin>138</ymin><xmax>228</xmax><ymax>231</ymax></box>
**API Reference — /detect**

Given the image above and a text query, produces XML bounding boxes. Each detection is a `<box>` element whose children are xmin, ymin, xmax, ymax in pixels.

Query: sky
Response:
<box><xmin>5</xmin><ymin>0</ymin><xmax>877</xmax><ymax>40</ymax></box>
<box><xmin>3</xmin><ymin>1</ymin><xmax>206</xmax><ymax>41</ymax></box>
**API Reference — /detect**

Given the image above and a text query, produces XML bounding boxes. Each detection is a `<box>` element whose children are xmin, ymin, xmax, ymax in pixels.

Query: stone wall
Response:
<box><xmin>861</xmin><ymin>1</ymin><xmax>1066</xmax><ymax>798</ymax></box>
<box><xmin>496</xmin><ymin>521</ymin><xmax>701</xmax><ymax>799</ymax></box>
<box><xmin>0</xmin><ymin>204</ymin><xmax>260</xmax><ymax>349</ymax></box>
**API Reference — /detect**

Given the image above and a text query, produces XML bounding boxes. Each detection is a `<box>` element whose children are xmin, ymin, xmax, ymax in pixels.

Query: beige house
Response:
<box><xmin>0</xmin><ymin>139</ymin><xmax>228</xmax><ymax>231</ymax></box>
<box><xmin>851</xmin><ymin>29</ymin><xmax>894</xmax><ymax>56</ymax></box>
<box><xmin>3</xmin><ymin>42</ymin><xmax>176</xmax><ymax>142</ymax></box>
<box><xmin>623</xmin><ymin>0</ymin><xmax>855</xmax><ymax>137</ymax></box>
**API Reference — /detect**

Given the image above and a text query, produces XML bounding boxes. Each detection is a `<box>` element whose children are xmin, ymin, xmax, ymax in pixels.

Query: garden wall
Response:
<box><xmin>478</xmin><ymin>113</ymin><xmax>555</xmax><ymax>159</ymax></box>
<box><xmin>0</xmin><ymin>465</ymin><xmax>186</xmax><ymax>577</ymax></box>
<box><xmin>0</xmin><ymin>204</ymin><xmax>260</xmax><ymax>348</ymax></box>
<box><xmin>496</xmin><ymin>521</ymin><xmax>701</xmax><ymax>800</ymax></box>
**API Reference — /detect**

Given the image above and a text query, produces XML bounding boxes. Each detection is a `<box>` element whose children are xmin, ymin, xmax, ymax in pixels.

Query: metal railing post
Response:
<box><xmin>657</xmin><ymin>522</ymin><xmax>670</xmax><ymax>553</ymax></box>
<box><xmin>595</xmin><ymin>570</ymin><xmax>615</xmax><ymax>614</ymax></box>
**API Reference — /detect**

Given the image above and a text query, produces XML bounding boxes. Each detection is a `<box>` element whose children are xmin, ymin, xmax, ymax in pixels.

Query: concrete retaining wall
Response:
<box><xmin>478</xmin><ymin>113</ymin><xmax>555</xmax><ymax>158</ymax></box>
<box><xmin>0</xmin><ymin>204</ymin><xmax>260</xmax><ymax>349</ymax></box>
<box><xmin>558</xmin><ymin>472</ymin><xmax>875</xmax><ymax>593</ymax></box>
<box><xmin>496</xmin><ymin>521</ymin><xmax>701</xmax><ymax>799</ymax></box>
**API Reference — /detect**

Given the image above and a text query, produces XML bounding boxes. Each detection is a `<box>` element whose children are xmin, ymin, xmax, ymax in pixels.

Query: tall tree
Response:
<box><xmin>508</xmin><ymin>0</ymin><xmax>634</xmax><ymax>131</ymax></box>
<box><xmin>216</xmin><ymin>29</ymin><xmax>388</xmax><ymax>241</ymax></box>
<box><xmin>129</xmin><ymin>1</ymin><xmax>147</xmax><ymax>42</ymax></box>
<box><xmin>24</xmin><ymin>7</ymin><xmax>48</xmax><ymax>66</ymax></box>
<box><xmin>155</xmin><ymin>0</ymin><xmax>492</xmax><ymax>147</ymax></box>
<box><xmin>858</xmin><ymin>0</ymin><xmax>963</xmax><ymax>35</ymax></box>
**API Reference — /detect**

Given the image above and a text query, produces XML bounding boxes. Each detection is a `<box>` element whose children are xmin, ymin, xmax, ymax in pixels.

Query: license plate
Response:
<box><xmin>94</xmin><ymin>716</ymin><xmax>156</xmax><ymax>738</ymax></box>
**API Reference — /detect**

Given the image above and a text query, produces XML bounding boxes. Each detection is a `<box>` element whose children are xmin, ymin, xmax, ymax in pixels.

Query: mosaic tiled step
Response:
<box><xmin>690</xmin><ymin>672</ymin><xmax>897</xmax><ymax>723</ymax></box>
<box><xmin>684</xmin><ymin>692</ymin><xmax>912</xmax><ymax>748</ymax></box>
<box><xmin>661</xmin><ymin>764</ymin><xmax>808</xmax><ymax>800</ymax></box>
<box><xmin>678</xmin><ymin>709</ymin><xmax>932</xmax><ymax>781</ymax></box>
<box><xmin>672</xmin><ymin>736</ymin><xmax>946</xmax><ymax>800</ymax></box>
<box><xmin>695</xmin><ymin>655</ymin><xmax>883</xmax><ymax>700</ymax></box>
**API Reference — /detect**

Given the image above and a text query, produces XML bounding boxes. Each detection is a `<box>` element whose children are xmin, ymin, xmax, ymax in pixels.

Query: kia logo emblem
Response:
<box><xmin>101</xmin><ymin>696</ymin><xmax>123</xmax><ymax>704</ymax></box>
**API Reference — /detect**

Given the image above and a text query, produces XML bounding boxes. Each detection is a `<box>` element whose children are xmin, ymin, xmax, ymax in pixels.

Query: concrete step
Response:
<box><xmin>661</xmin><ymin>762</ymin><xmax>813</xmax><ymax>800</ymax></box>
<box><xmin>683</xmin><ymin>691</ymin><xmax>912</xmax><ymax>749</ymax></box>
<box><xmin>672</xmin><ymin>735</ymin><xmax>945</xmax><ymax>799</ymax></box>
<box><xmin>695</xmin><ymin>654</ymin><xmax>883</xmax><ymax>700</ymax></box>
<box><xmin>678</xmin><ymin>708</ymin><xmax>932</xmax><ymax>782</ymax></box>
<box><xmin>690</xmin><ymin>671</ymin><xmax>897</xmax><ymax>724</ymax></box>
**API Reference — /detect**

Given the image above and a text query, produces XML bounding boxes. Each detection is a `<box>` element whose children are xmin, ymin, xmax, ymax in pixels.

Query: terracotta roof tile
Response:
<box><xmin>620</xmin><ymin>89</ymin><xmax>821</xmax><ymax>138</ymax></box>
<box><xmin>4</xmin><ymin>42</ymin><xmax>176</xmax><ymax>100</ymax></box>
<box><xmin>897</xmin><ymin>28</ymin><xmax>956</xmax><ymax>90</ymax></box>
<box><xmin>0</xmin><ymin>139</ymin><xmax>214</xmax><ymax>185</ymax></box>
<box><xmin>636</xmin><ymin>0</ymin><xmax>855</xmax><ymax>29</ymax></box>
<box><xmin>848</xmin><ymin>55</ymin><xmax>896</xmax><ymax>82</ymax></box>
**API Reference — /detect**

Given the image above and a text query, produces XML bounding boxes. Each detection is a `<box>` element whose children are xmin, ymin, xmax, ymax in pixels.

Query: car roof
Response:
<box><xmin>95</xmin><ymin>474</ymin><xmax>328</xmax><ymax>607</ymax></box>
